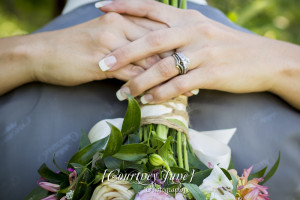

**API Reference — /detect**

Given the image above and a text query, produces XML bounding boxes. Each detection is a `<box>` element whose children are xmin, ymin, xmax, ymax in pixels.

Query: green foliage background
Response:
<box><xmin>0</xmin><ymin>0</ymin><xmax>299</xmax><ymax>44</ymax></box>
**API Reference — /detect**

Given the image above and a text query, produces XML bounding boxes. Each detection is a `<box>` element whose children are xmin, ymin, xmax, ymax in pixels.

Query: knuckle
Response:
<box><xmin>173</xmin><ymin>77</ymin><xmax>188</xmax><ymax>92</ymax></box>
<box><xmin>146</xmin><ymin>31</ymin><xmax>165</xmax><ymax>47</ymax></box>
<box><xmin>102</xmin><ymin>12</ymin><xmax>123</xmax><ymax>23</ymax></box>
<box><xmin>156</xmin><ymin>59</ymin><xmax>176</xmax><ymax>78</ymax></box>
<box><xmin>194</xmin><ymin>21</ymin><xmax>215</xmax><ymax>38</ymax></box>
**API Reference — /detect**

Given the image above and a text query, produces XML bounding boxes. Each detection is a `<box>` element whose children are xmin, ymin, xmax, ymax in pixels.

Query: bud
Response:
<box><xmin>149</xmin><ymin>154</ymin><xmax>166</xmax><ymax>167</ymax></box>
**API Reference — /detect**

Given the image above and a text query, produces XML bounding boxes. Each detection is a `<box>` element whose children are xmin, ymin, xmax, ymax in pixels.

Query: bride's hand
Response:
<box><xmin>98</xmin><ymin>0</ymin><xmax>300</xmax><ymax>109</ymax></box>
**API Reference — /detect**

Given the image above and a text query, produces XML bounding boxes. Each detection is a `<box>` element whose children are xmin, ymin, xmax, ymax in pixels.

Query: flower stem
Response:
<box><xmin>171</xmin><ymin>0</ymin><xmax>178</xmax><ymax>7</ymax></box>
<box><xmin>139</xmin><ymin>127</ymin><xmax>143</xmax><ymax>141</ymax></box>
<box><xmin>177</xmin><ymin>132</ymin><xmax>184</xmax><ymax>168</ymax></box>
<box><xmin>181</xmin><ymin>0</ymin><xmax>187</xmax><ymax>9</ymax></box>
<box><xmin>162</xmin><ymin>0</ymin><xmax>169</xmax><ymax>5</ymax></box>
<box><xmin>182</xmin><ymin>134</ymin><xmax>189</xmax><ymax>171</ymax></box>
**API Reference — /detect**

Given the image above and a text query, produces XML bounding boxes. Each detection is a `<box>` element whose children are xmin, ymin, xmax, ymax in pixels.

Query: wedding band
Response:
<box><xmin>172</xmin><ymin>52</ymin><xmax>190</xmax><ymax>75</ymax></box>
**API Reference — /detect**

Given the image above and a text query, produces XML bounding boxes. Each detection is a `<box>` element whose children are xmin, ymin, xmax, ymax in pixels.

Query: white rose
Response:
<box><xmin>91</xmin><ymin>179</ymin><xmax>135</xmax><ymax>200</ymax></box>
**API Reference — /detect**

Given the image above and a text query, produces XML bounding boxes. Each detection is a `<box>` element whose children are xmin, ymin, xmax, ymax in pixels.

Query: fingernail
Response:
<box><xmin>116</xmin><ymin>87</ymin><xmax>130</xmax><ymax>101</ymax></box>
<box><xmin>99</xmin><ymin>56</ymin><xmax>116</xmax><ymax>71</ymax></box>
<box><xmin>95</xmin><ymin>1</ymin><xmax>113</xmax><ymax>8</ymax></box>
<box><xmin>140</xmin><ymin>94</ymin><xmax>153</xmax><ymax>104</ymax></box>
<box><xmin>191</xmin><ymin>89</ymin><xmax>199</xmax><ymax>95</ymax></box>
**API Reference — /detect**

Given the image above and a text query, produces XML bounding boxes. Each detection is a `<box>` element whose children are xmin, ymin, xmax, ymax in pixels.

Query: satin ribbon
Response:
<box><xmin>88</xmin><ymin>118</ymin><xmax>236</xmax><ymax>169</ymax></box>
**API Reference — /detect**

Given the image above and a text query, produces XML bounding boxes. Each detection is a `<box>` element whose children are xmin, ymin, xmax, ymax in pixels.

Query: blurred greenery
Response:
<box><xmin>0</xmin><ymin>0</ymin><xmax>300</xmax><ymax>44</ymax></box>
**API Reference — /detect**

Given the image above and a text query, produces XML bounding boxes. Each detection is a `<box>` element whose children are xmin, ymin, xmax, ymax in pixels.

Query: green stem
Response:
<box><xmin>171</xmin><ymin>0</ymin><xmax>178</xmax><ymax>7</ymax></box>
<box><xmin>139</xmin><ymin>127</ymin><xmax>143</xmax><ymax>142</ymax></box>
<box><xmin>181</xmin><ymin>0</ymin><xmax>187</xmax><ymax>9</ymax></box>
<box><xmin>144</xmin><ymin>126</ymin><xmax>148</xmax><ymax>142</ymax></box>
<box><xmin>177</xmin><ymin>132</ymin><xmax>184</xmax><ymax>168</ymax></box>
<box><xmin>162</xmin><ymin>0</ymin><xmax>169</xmax><ymax>5</ymax></box>
<box><xmin>182</xmin><ymin>134</ymin><xmax>189</xmax><ymax>171</ymax></box>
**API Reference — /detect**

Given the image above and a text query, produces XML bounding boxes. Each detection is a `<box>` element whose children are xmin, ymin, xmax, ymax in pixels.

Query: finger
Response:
<box><xmin>159</xmin><ymin>50</ymin><xmax>175</xmax><ymax>59</ymax></box>
<box><xmin>183</xmin><ymin>92</ymin><xmax>193</xmax><ymax>97</ymax></box>
<box><xmin>139</xmin><ymin>68</ymin><xmax>210</xmax><ymax>104</ymax></box>
<box><xmin>115</xmin><ymin>50</ymin><xmax>200</xmax><ymax>100</ymax></box>
<box><xmin>124</xmin><ymin>15</ymin><xmax>168</xmax><ymax>31</ymax></box>
<box><xmin>105</xmin><ymin>64</ymin><xmax>145</xmax><ymax>81</ymax></box>
<box><xmin>99</xmin><ymin>27</ymin><xmax>190</xmax><ymax>71</ymax></box>
<box><xmin>96</xmin><ymin>0</ymin><xmax>182</xmax><ymax>27</ymax></box>
<box><xmin>98</xmin><ymin>29</ymin><xmax>160</xmax><ymax>70</ymax></box>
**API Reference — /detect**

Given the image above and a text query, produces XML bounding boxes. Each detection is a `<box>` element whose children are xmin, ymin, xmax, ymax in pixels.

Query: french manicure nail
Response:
<box><xmin>140</xmin><ymin>94</ymin><xmax>153</xmax><ymax>104</ymax></box>
<box><xmin>98</xmin><ymin>56</ymin><xmax>116</xmax><ymax>71</ymax></box>
<box><xmin>95</xmin><ymin>1</ymin><xmax>113</xmax><ymax>8</ymax></box>
<box><xmin>191</xmin><ymin>89</ymin><xmax>199</xmax><ymax>95</ymax></box>
<box><xmin>116</xmin><ymin>87</ymin><xmax>130</xmax><ymax>101</ymax></box>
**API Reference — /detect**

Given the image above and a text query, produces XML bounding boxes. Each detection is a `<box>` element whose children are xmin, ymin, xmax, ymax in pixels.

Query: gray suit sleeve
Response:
<box><xmin>0</xmin><ymin>2</ymin><xmax>299</xmax><ymax>200</ymax></box>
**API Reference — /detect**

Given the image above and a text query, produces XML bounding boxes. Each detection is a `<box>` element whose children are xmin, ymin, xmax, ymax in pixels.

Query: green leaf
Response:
<box><xmin>70</xmin><ymin>163</ymin><xmax>85</xmax><ymax>175</ymax></box>
<box><xmin>221</xmin><ymin>168</ymin><xmax>232</xmax><ymax>180</ymax></box>
<box><xmin>228</xmin><ymin>156</ymin><xmax>235</xmax><ymax>170</ymax></box>
<box><xmin>187</xmin><ymin>169</ymin><xmax>212</xmax><ymax>185</ymax></box>
<box><xmin>131</xmin><ymin>183</ymin><xmax>144</xmax><ymax>193</ymax></box>
<box><xmin>230</xmin><ymin>173</ymin><xmax>238</xmax><ymax>196</ymax></box>
<box><xmin>127</xmin><ymin>134</ymin><xmax>141</xmax><ymax>144</ymax></box>
<box><xmin>183</xmin><ymin>183</ymin><xmax>206</xmax><ymax>200</ymax></box>
<box><xmin>113</xmin><ymin>144</ymin><xmax>148</xmax><ymax>161</ymax></box>
<box><xmin>103</xmin><ymin>122</ymin><xmax>122</xmax><ymax>158</ymax></box>
<box><xmin>260</xmin><ymin>151</ymin><xmax>280</xmax><ymax>185</ymax></box>
<box><xmin>79</xmin><ymin>129</ymin><xmax>91</xmax><ymax>150</ymax></box>
<box><xmin>72</xmin><ymin>169</ymin><xmax>93</xmax><ymax>200</ymax></box>
<box><xmin>68</xmin><ymin>135</ymin><xmax>109</xmax><ymax>167</ymax></box>
<box><xmin>53</xmin><ymin>154</ymin><xmax>68</xmax><ymax>174</ymax></box>
<box><xmin>104</xmin><ymin>156</ymin><xmax>122</xmax><ymax>169</ymax></box>
<box><xmin>248</xmin><ymin>166</ymin><xmax>267</xmax><ymax>180</ymax></box>
<box><xmin>38</xmin><ymin>164</ymin><xmax>67</xmax><ymax>183</ymax></box>
<box><xmin>25</xmin><ymin>186</ymin><xmax>49</xmax><ymax>200</ymax></box>
<box><xmin>121</xmin><ymin>94</ymin><xmax>141</xmax><ymax>135</ymax></box>
<box><xmin>158</xmin><ymin>136</ymin><xmax>177</xmax><ymax>167</ymax></box>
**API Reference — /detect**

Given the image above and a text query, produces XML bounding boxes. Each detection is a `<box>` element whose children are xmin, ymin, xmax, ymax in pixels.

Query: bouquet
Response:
<box><xmin>26</xmin><ymin>1</ymin><xmax>280</xmax><ymax>200</ymax></box>
<box><xmin>26</xmin><ymin>95</ymin><xmax>279</xmax><ymax>200</ymax></box>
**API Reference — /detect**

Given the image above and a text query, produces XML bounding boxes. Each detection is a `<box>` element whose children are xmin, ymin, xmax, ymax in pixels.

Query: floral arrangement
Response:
<box><xmin>26</xmin><ymin>1</ymin><xmax>279</xmax><ymax>200</ymax></box>
<box><xmin>26</xmin><ymin>95</ymin><xmax>279</xmax><ymax>200</ymax></box>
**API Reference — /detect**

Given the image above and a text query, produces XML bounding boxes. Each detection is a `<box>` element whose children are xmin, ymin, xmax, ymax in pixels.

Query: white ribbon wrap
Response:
<box><xmin>88</xmin><ymin>118</ymin><xmax>236</xmax><ymax>169</ymax></box>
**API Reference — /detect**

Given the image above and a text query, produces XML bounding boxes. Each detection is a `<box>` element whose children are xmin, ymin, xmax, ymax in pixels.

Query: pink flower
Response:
<box><xmin>134</xmin><ymin>189</ymin><xmax>174</xmax><ymax>200</ymax></box>
<box><xmin>42</xmin><ymin>194</ymin><xmax>57</xmax><ymax>200</ymax></box>
<box><xmin>39</xmin><ymin>182</ymin><xmax>60</xmax><ymax>193</ymax></box>
<box><xmin>229</xmin><ymin>166</ymin><xmax>270</xmax><ymax>200</ymax></box>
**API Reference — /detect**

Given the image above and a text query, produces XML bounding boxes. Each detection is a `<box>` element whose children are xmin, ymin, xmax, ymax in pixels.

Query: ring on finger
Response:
<box><xmin>172</xmin><ymin>52</ymin><xmax>190</xmax><ymax>75</ymax></box>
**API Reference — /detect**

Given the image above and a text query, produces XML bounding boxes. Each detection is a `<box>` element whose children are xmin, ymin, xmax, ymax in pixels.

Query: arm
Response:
<box><xmin>0</xmin><ymin>13</ymin><xmax>162</xmax><ymax>96</ymax></box>
<box><xmin>0</xmin><ymin>35</ymin><xmax>38</xmax><ymax>95</ymax></box>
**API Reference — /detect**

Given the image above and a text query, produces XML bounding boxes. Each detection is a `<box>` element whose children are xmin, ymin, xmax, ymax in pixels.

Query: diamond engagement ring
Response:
<box><xmin>172</xmin><ymin>52</ymin><xmax>190</xmax><ymax>75</ymax></box>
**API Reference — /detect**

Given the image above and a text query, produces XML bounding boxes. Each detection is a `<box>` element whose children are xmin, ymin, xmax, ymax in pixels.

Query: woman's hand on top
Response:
<box><xmin>98</xmin><ymin>0</ymin><xmax>300</xmax><ymax>109</ymax></box>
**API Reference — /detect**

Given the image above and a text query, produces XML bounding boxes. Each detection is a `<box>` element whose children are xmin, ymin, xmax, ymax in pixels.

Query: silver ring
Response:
<box><xmin>172</xmin><ymin>52</ymin><xmax>190</xmax><ymax>75</ymax></box>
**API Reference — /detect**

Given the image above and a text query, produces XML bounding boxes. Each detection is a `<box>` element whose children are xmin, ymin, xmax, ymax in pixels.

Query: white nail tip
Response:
<box><xmin>116</xmin><ymin>90</ymin><xmax>126</xmax><ymax>101</ymax></box>
<box><xmin>95</xmin><ymin>1</ymin><xmax>113</xmax><ymax>8</ymax></box>
<box><xmin>98</xmin><ymin>60</ymin><xmax>110</xmax><ymax>72</ymax></box>
<box><xmin>140</xmin><ymin>96</ymin><xmax>148</xmax><ymax>105</ymax></box>
<box><xmin>191</xmin><ymin>89</ymin><xmax>199</xmax><ymax>95</ymax></box>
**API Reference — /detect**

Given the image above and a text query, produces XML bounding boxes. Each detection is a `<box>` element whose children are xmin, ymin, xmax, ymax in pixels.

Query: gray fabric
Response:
<box><xmin>0</xmin><ymin>2</ymin><xmax>299</xmax><ymax>200</ymax></box>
